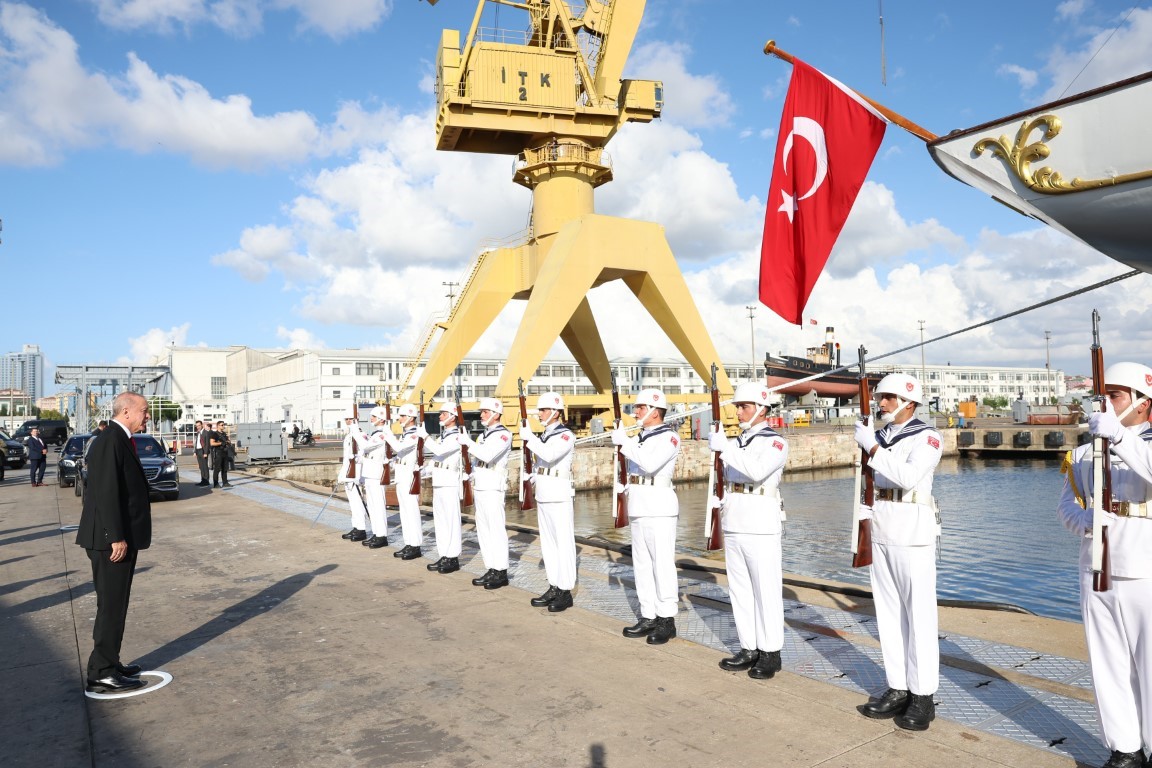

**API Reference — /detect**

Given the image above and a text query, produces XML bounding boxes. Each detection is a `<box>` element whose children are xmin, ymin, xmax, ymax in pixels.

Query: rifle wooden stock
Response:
<box><xmin>518</xmin><ymin>380</ymin><xmax>536</xmax><ymax>511</ymax></box>
<box><xmin>346</xmin><ymin>403</ymin><xmax>359</xmax><ymax>480</ymax></box>
<box><xmin>381</xmin><ymin>399</ymin><xmax>393</xmax><ymax>486</ymax></box>
<box><xmin>707</xmin><ymin>364</ymin><xmax>724</xmax><ymax>551</ymax></box>
<box><xmin>456</xmin><ymin>401</ymin><xmax>474</xmax><ymax>508</ymax></box>
<box><xmin>851</xmin><ymin>347</ymin><xmax>874</xmax><ymax>568</ymax></box>
<box><xmin>611</xmin><ymin>378</ymin><xmax>628</xmax><ymax>529</ymax></box>
<box><xmin>1090</xmin><ymin>312</ymin><xmax>1112</xmax><ymax>592</ymax></box>
<box><xmin>410</xmin><ymin>394</ymin><xmax>425</xmax><ymax>496</ymax></box>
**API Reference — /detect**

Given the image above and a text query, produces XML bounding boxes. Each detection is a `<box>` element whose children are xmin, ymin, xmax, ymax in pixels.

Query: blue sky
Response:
<box><xmin>2</xmin><ymin>0</ymin><xmax>1150</xmax><ymax>392</ymax></box>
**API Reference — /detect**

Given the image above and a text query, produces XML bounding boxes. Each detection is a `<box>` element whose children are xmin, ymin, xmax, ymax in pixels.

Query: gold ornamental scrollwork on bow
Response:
<box><xmin>972</xmin><ymin>114</ymin><xmax>1152</xmax><ymax>194</ymax></box>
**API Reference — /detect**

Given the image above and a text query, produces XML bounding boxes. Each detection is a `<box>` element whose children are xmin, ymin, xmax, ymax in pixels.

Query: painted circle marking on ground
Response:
<box><xmin>84</xmin><ymin>670</ymin><xmax>173</xmax><ymax>700</ymax></box>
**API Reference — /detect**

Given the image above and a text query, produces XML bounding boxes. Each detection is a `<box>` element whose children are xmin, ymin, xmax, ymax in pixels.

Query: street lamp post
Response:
<box><xmin>1044</xmin><ymin>330</ymin><xmax>1052</xmax><ymax>405</ymax></box>
<box><xmin>745</xmin><ymin>305</ymin><xmax>756</xmax><ymax>379</ymax></box>
<box><xmin>444</xmin><ymin>281</ymin><xmax>461</xmax><ymax>398</ymax></box>
<box><xmin>918</xmin><ymin>320</ymin><xmax>927</xmax><ymax>408</ymax></box>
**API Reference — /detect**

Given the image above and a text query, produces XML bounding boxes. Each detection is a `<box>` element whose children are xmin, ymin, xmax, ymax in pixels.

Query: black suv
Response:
<box><xmin>13</xmin><ymin>419</ymin><xmax>70</xmax><ymax>446</ymax></box>
<box><xmin>56</xmin><ymin>433</ymin><xmax>94</xmax><ymax>488</ymax></box>
<box><xmin>0</xmin><ymin>429</ymin><xmax>28</xmax><ymax>480</ymax></box>
<box><xmin>77</xmin><ymin>433</ymin><xmax>181</xmax><ymax>501</ymax></box>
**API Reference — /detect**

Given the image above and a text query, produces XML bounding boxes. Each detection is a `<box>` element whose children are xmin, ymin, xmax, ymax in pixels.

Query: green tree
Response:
<box><xmin>146</xmin><ymin>397</ymin><xmax>183</xmax><ymax>424</ymax></box>
<box><xmin>39</xmin><ymin>409</ymin><xmax>67</xmax><ymax>421</ymax></box>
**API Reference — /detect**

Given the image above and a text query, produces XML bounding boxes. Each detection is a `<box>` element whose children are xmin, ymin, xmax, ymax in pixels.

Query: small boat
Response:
<box><xmin>927</xmin><ymin>71</ymin><xmax>1152</xmax><ymax>275</ymax></box>
<box><xmin>764</xmin><ymin>328</ymin><xmax>877</xmax><ymax>399</ymax></box>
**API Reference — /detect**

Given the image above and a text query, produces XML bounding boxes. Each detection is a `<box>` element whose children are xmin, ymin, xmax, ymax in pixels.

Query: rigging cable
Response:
<box><xmin>1058</xmin><ymin>4</ymin><xmax>1138</xmax><ymax>98</ymax></box>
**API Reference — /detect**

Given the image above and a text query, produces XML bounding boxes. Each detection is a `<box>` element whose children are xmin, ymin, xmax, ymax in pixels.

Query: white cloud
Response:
<box><xmin>90</xmin><ymin>0</ymin><xmax>390</xmax><ymax>38</ymax></box>
<box><xmin>1041</xmin><ymin>7</ymin><xmax>1152</xmax><ymax>100</ymax></box>
<box><xmin>997</xmin><ymin>63</ymin><xmax>1039</xmax><ymax>90</ymax></box>
<box><xmin>628</xmin><ymin>41</ymin><xmax>736</xmax><ymax>128</ymax></box>
<box><xmin>276</xmin><ymin>326</ymin><xmax>327</xmax><ymax>349</ymax></box>
<box><xmin>1056</xmin><ymin>0</ymin><xmax>1088</xmax><ymax>20</ymax></box>
<box><xmin>275</xmin><ymin>0</ymin><xmax>392</xmax><ymax>38</ymax></box>
<box><xmin>122</xmin><ymin>323</ymin><xmax>191</xmax><ymax>364</ymax></box>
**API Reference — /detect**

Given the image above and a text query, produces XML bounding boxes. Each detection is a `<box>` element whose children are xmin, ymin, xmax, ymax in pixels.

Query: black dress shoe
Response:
<box><xmin>116</xmin><ymin>663</ymin><xmax>142</xmax><ymax>677</ymax></box>
<box><xmin>547</xmin><ymin>589</ymin><xmax>573</xmax><ymax>613</ymax></box>
<box><xmin>531</xmin><ymin>586</ymin><xmax>559</xmax><ymax>607</ymax></box>
<box><xmin>347</xmin><ymin>529</ymin><xmax>368</xmax><ymax>542</ymax></box>
<box><xmin>85</xmin><ymin>672</ymin><xmax>146</xmax><ymax>694</ymax></box>
<box><xmin>748</xmin><ymin>650</ymin><xmax>782</xmax><ymax>679</ymax></box>
<box><xmin>858</xmin><ymin>688</ymin><xmax>910</xmax><ymax>719</ymax></box>
<box><xmin>484</xmin><ymin>570</ymin><xmax>509</xmax><ymax>590</ymax></box>
<box><xmin>623</xmin><ymin>617</ymin><xmax>659</xmax><ymax>638</ymax></box>
<box><xmin>646</xmin><ymin>616</ymin><xmax>676</xmax><ymax>644</ymax></box>
<box><xmin>427</xmin><ymin>556</ymin><xmax>448</xmax><ymax>571</ymax></box>
<box><xmin>472</xmin><ymin>569</ymin><xmax>496</xmax><ymax>586</ymax></box>
<box><xmin>341</xmin><ymin>528</ymin><xmax>359</xmax><ymax>540</ymax></box>
<box><xmin>393</xmin><ymin>545</ymin><xmax>411</xmax><ymax>558</ymax></box>
<box><xmin>222</xmin><ymin>483</ymin><xmax>233</xmax><ymax>488</ymax></box>
<box><xmin>894</xmin><ymin>693</ymin><xmax>936</xmax><ymax>731</ymax></box>
<box><xmin>719</xmin><ymin>648</ymin><xmax>760</xmax><ymax>671</ymax></box>
<box><xmin>437</xmin><ymin>557</ymin><xmax>460</xmax><ymax>574</ymax></box>
<box><xmin>1102</xmin><ymin>750</ymin><xmax>1146</xmax><ymax>768</ymax></box>
<box><xmin>400</xmin><ymin>546</ymin><xmax>422</xmax><ymax>561</ymax></box>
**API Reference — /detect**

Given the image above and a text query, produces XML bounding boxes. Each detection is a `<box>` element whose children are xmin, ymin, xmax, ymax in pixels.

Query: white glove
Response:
<box><xmin>857</xmin><ymin>505</ymin><xmax>874</xmax><ymax>521</ymax></box>
<box><xmin>613</xmin><ymin>482</ymin><xmax>625</xmax><ymax>495</ymax></box>
<box><xmin>519</xmin><ymin>424</ymin><xmax>535</xmax><ymax>442</ymax></box>
<box><xmin>415</xmin><ymin>425</ymin><xmax>429</xmax><ymax>440</ymax></box>
<box><xmin>458</xmin><ymin>432</ymin><xmax>475</xmax><ymax>449</ymax></box>
<box><xmin>357</xmin><ymin>476</ymin><xmax>365</xmax><ymax>487</ymax></box>
<box><xmin>1089</xmin><ymin>411</ymin><xmax>1125</xmax><ymax>443</ymax></box>
<box><xmin>854</xmin><ymin>421</ymin><xmax>878</xmax><ymax>453</ymax></box>
<box><xmin>709</xmin><ymin>495</ymin><xmax>723</xmax><ymax>511</ymax></box>
<box><xmin>610</xmin><ymin>427</ymin><xmax>629</xmax><ymax>446</ymax></box>
<box><xmin>709</xmin><ymin>430</ymin><xmax>728</xmax><ymax>453</ymax></box>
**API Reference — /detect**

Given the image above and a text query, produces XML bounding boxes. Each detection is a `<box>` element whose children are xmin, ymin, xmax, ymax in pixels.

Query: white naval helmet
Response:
<box><xmin>1104</xmin><ymin>362</ymin><xmax>1152</xmax><ymax>400</ymax></box>
<box><xmin>369</xmin><ymin>406</ymin><xmax>388</xmax><ymax>421</ymax></box>
<box><xmin>478</xmin><ymin>397</ymin><xmax>504</xmax><ymax>415</ymax></box>
<box><xmin>342</xmin><ymin>408</ymin><xmax>358</xmax><ymax>421</ymax></box>
<box><xmin>634</xmin><ymin>388</ymin><xmax>668</xmax><ymax>410</ymax></box>
<box><xmin>439</xmin><ymin>400</ymin><xmax>458</xmax><ymax>416</ymax></box>
<box><xmin>732</xmin><ymin>382</ymin><xmax>772</xmax><ymax>406</ymax></box>
<box><xmin>396</xmin><ymin>403</ymin><xmax>418</xmax><ymax>419</ymax></box>
<box><xmin>875</xmin><ymin>373</ymin><xmax>924</xmax><ymax>405</ymax></box>
<box><xmin>535</xmin><ymin>392</ymin><xmax>565</xmax><ymax>412</ymax></box>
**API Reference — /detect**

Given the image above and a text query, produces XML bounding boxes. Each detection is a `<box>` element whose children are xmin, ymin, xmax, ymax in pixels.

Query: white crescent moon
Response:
<box><xmin>781</xmin><ymin>116</ymin><xmax>829</xmax><ymax>202</ymax></box>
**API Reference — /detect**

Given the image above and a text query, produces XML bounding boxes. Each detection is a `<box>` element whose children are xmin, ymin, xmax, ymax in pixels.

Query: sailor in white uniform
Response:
<box><xmin>520</xmin><ymin>392</ymin><xmax>577</xmax><ymax>613</ymax></box>
<box><xmin>1058</xmin><ymin>362</ymin><xmax>1152</xmax><ymax>768</ymax></box>
<box><xmin>459</xmin><ymin>397</ymin><xmax>514</xmax><ymax>590</ymax></box>
<box><xmin>613</xmin><ymin>388</ymin><xmax>681</xmax><ymax>645</ymax></box>
<box><xmin>710</xmin><ymin>383</ymin><xmax>789</xmax><ymax>679</ymax></box>
<box><xmin>380</xmin><ymin>404</ymin><xmax>424</xmax><ymax>561</ymax></box>
<box><xmin>854</xmin><ymin>373</ymin><xmax>943</xmax><ymax>731</ymax></box>
<box><xmin>351</xmin><ymin>406</ymin><xmax>391</xmax><ymax>549</ymax></box>
<box><xmin>338</xmin><ymin>411</ymin><xmax>369</xmax><ymax>543</ymax></box>
<box><xmin>422</xmin><ymin>401</ymin><xmax>464</xmax><ymax>575</ymax></box>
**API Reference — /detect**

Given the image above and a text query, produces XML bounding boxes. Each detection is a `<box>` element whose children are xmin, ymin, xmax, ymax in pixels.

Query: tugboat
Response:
<box><xmin>764</xmin><ymin>327</ymin><xmax>877</xmax><ymax>399</ymax></box>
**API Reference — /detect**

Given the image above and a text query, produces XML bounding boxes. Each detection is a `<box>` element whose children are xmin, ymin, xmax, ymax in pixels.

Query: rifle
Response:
<box><xmin>611</xmin><ymin>371</ymin><xmax>628</xmax><ymax>528</ymax></box>
<box><xmin>456</xmin><ymin>387</ymin><xmax>474</xmax><ymax>508</ymax></box>
<box><xmin>381</xmin><ymin>393</ymin><xmax>393</xmax><ymax>487</ymax></box>
<box><xmin>346</xmin><ymin>402</ymin><xmax>359</xmax><ymax>480</ymax></box>
<box><xmin>851</xmin><ymin>346</ymin><xmax>875</xmax><ymax>568</ymax></box>
<box><xmin>1090</xmin><ymin>310</ymin><xmax>1112</xmax><ymax>592</ymax></box>
<box><xmin>409</xmin><ymin>391</ymin><xmax>425</xmax><ymax>496</ymax></box>
<box><xmin>705</xmin><ymin>363</ymin><xmax>724</xmax><ymax>551</ymax></box>
<box><xmin>517</xmin><ymin>377</ymin><xmax>537</xmax><ymax>511</ymax></box>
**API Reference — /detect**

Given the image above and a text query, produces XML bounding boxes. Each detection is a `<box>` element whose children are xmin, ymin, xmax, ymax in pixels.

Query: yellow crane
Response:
<box><xmin>411</xmin><ymin>0</ymin><xmax>733</xmax><ymax>401</ymax></box>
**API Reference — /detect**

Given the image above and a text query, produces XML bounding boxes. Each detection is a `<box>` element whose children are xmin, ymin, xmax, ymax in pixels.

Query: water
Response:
<box><xmin>504</xmin><ymin>456</ymin><xmax>1083</xmax><ymax>622</ymax></box>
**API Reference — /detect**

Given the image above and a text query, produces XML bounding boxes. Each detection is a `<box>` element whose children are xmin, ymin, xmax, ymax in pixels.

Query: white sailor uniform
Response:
<box><xmin>352</xmin><ymin>423</ymin><xmax>390</xmax><ymax>541</ymax></box>
<box><xmin>621</xmin><ymin>424</ymin><xmax>681</xmax><ymax>620</ymax></box>
<box><xmin>426</xmin><ymin>426</ymin><xmax>464</xmax><ymax>560</ymax></box>
<box><xmin>340</xmin><ymin>429</ymin><xmax>368</xmax><ymax>533</ymax></box>
<box><xmin>524</xmin><ymin>422</ymin><xmax>577</xmax><ymax>591</ymax></box>
<box><xmin>866</xmin><ymin>418</ymin><xmax>943</xmax><ymax>697</ymax></box>
<box><xmin>469</xmin><ymin>424</ymin><xmax>513</xmax><ymax>572</ymax></box>
<box><xmin>717</xmin><ymin>422</ymin><xmax>789</xmax><ymax>655</ymax></box>
<box><xmin>1059</xmin><ymin>424</ymin><xmax>1152</xmax><ymax>757</ymax></box>
<box><xmin>383</xmin><ymin>427</ymin><xmax>424</xmax><ymax>549</ymax></box>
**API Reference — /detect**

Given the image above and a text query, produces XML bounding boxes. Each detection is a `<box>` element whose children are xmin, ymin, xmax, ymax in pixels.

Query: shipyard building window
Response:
<box><xmin>662</xmin><ymin>368</ymin><xmax>680</xmax><ymax>378</ymax></box>
<box><xmin>474</xmin><ymin>364</ymin><xmax>500</xmax><ymax>377</ymax></box>
<box><xmin>641</xmin><ymin>366</ymin><xmax>661</xmax><ymax>378</ymax></box>
<box><xmin>355</xmin><ymin>386</ymin><xmax>377</xmax><ymax>401</ymax></box>
<box><xmin>664</xmin><ymin>386</ymin><xmax>681</xmax><ymax>395</ymax></box>
<box><xmin>332</xmin><ymin>390</ymin><xmax>342</xmax><ymax>399</ymax></box>
<box><xmin>210</xmin><ymin>377</ymin><xmax>226</xmax><ymax>398</ymax></box>
<box><xmin>474</xmin><ymin>386</ymin><xmax>496</xmax><ymax>397</ymax></box>
<box><xmin>332</xmin><ymin>368</ymin><xmax>341</xmax><ymax>376</ymax></box>
<box><xmin>554</xmin><ymin>386</ymin><xmax>574</xmax><ymax>395</ymax></box>
<box><xmin>553</xmin><ymin>365</ymin><xmax>574</xmax><ymax>378</ymax></box>
<box><xmin>577</xmin><ymin>386</ymin><xmax>596</xmax><ymax>395</ymax></box>
<box><xmin>456</xmin><ymin>364</ymin><xmax>472</xmax><ymax>376</ymax></box>
<box><xmin>574</xmin><ymin>366</ymin><xmax>584</xmax><ymax>379</ymax></box>
<box><xmin>535</xmin><ymin>365</ymin><xmax>551</xmax><ymax>377</ymax></box>
<box><xmin>356</xmin><ymin>363</ymin><xmax>387</xmax><ymax>376</ymax></box>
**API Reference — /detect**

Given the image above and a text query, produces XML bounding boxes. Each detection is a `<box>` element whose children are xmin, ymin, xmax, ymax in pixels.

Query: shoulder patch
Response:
<box><xmin>501</xmin><ymin>434</ymin><xmax>510</xmax><ymax>442</ymax></box>
<box><xmin>671</xmin><ymin>436</ymin><xmax>679</xmax><ymax>447</ymax></box>
<box><xmin>562</xmin><ymin>434</ymin><xmax>571</xmax><ymax>441</ymax></box>
<box><xmin>927</xmin><ymin>435</ymin><xmax>940</xmax><ymax>449</ymax></box>
<box><xmin>772</xmin><ymin>440</ymin><xmax>784</xmax><ymax>450</ymax></box>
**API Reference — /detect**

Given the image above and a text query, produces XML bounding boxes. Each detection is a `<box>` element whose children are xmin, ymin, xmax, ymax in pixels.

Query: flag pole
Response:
<box><xmin>764</xmin><ymin>40</ymin><xmax>938</xmax><ymax>142</ymax></box>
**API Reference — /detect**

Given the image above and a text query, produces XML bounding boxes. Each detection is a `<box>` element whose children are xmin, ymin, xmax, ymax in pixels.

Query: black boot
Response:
<box><xmin>400</xmin><ymin>545</ymin><xmax>422</xmax><ymax>561</ymax></box>
<box><xmin>719</xmin><ymin>648</ymin><xmax>759</xmax><ymax>672</ymax></box>
<box><xmin>547</xmin><ymin>589</ymin><xmax>574</xmax><ymax>613</ymax></box>
<box><xmin>393</xmin><ymin>545</ymin><xmax>411</xmax><ymax>558</ymax></box>
<box><xmin>622</xmin><ymin>618</ymin><xmax>658</xmax><ymax>638</ymax></box>
<box><xmin>362</xmin><ymin>535</ymin><xmax>384</xmax><ymax>548</ymax></box>
<box><xmin>346</xmin><ymin>529</ymin><xmax>367</xmax><ymax>542</ymax></box>
<box><xmin>646</xmin><ymin>617</ymin><xmax>676</xmax><ymax>645</ymax></box>
<box><xmin>894</xmin><ymin>693</ymin><xmax>936</xmax><ymax>731</ymax></box>
<box><xmin>859</xmin><ymin>688</ymin><xmax>910</xmax><ymax>720</ymax></box>
<box><xmin>484</xmin><ymin>570</ymin><xmax>509</xmax><ymax>590</ymax></box>
<box><xmin>437</xmin><ymin>557</ymin><xmax>460</xmax><ymax>574</ymax></box>
<box><xmin>426</xmin><ymin>556</ymin><xmax>447</xmax><ymax>571</ymax></box>
<box><xmin>1101</xmin><ymin>750</ymin><xmax>1146</xmax><ymax>768</ymax></box>
<box><xmin>748</xmin><ymin>650</ymin><xmax>782</xmax><ymax>680</ymax></box>
<box><xmin>472</xmin><ymin>569</ymin><xmax>496</xmax><ymax>586</ymax></box>
<box><xmin>531</xmin><ymin>586</ymin><xmax>559</xmax><ymax>607</ymax></box>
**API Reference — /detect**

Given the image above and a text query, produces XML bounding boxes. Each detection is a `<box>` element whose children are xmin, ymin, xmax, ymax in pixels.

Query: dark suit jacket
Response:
<box><xmin>27</xmin><ymin>436</ymin><xmax>47</xmax><ymax>462</ymax></box>
<box><xmin>75</xmin><ymin>424</ymin><xmax>152</xmax><ymax>551</ymax></box>
<box><xmin>195</xmin><ymin>428</ymin><xmax>209</xmax><ymax>457</ymax></box>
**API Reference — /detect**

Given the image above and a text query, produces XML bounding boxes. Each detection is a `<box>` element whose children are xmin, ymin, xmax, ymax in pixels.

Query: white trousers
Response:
<box><xmin>363</xmin><ymin>481</ymin><xmax>388</xmax><ymax>539</ymax></box>
<box><xmin>396</xmin><ymin>489</ymin><xmax>423</xmax><ymax>548</ymax></box>
<box><xmin>870</xmin><ymin>542</ymin><xmax>939</xmax><ymax>695</ymax></box>
<box><xmin>431</xmin><ymin>487</ymin><xmax>462</xmax><ymax>558</ymax></box>
<box><xmin>344</xmin><ymin>482</ymin><xmax>367</xmax><ymax>531</ymax></box>
<box><xmin>723</xmin><ymin>531</ymin><xmax>783</xmax><ymax>652</ymax></box>
<box><xmin>1082</xmin><ymin>564</ymin><xmax>1152</xmax><ymax>754</ymax></box>
<box><xmin>630</xmin><ymin>516</ymin><xmax>679</xmax><ymax>619</ymax></box>
<box><xmin>474</xmin><ymin>489</ymin><xmax>509</xmax><ymax>570</ymax></box>
<box><xmin>538</xmin><ymin>499</ymin><xmax>576</xmax><ymax>590</ymax></box>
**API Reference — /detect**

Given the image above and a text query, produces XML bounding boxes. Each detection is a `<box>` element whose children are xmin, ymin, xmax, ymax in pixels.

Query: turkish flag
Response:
<box><xmin>759</xmin><ymin>59</ymin><xmax>887</xmax><ymax>324</ymax></box>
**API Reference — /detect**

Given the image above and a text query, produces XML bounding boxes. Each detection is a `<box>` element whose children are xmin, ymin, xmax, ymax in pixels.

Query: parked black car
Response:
<box><xmin>0</xmin><ymin>429</ymin><xmax>28</xmax><ymax>479</ymax></box>
<box><xmin>77</xmin><ymin>433</ymin><xmax>181</xmax><ymax>501</ymax></box>
<box><xmin>13</xmin><ymin>419</ymin><xmax>70</xmax><ymax>446</ymax></box>
<box><xmin>56</xmin><ymin>433</ymin><xmax>94</xmax><ymax>488</ymax></box>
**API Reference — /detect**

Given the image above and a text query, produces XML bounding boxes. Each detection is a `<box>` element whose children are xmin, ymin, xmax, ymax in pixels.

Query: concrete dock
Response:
<box><xmin>1</xmin><ymin>459</ymin><xmax>1104</xmax><ymax>767</ymax></box>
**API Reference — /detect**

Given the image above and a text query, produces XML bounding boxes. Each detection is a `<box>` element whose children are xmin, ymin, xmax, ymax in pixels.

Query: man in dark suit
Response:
<box><xmin>193</xmin><ymin>420</ymin><xmax>210</xmax><ymax>487</ymax></box>
<box><xmin>27</xmin><ymin>427</ymin><xmax>48</xmax><ymax>486</ymax></box>
<box><xmin>75</xmin><ymin>391</ymin><xmax>152</xmax><ymax>694</ymax></box>
<box><xmin>210</xmin><ymin>420</ymin><xmax>232</xmax><ymax>488</ymax></box>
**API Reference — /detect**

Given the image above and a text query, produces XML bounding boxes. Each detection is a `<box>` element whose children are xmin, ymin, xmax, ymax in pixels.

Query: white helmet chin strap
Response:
<box><xmin>879</xmin><ymin>397</ymin><xmax>909</xmax><ymax>424</ymax></box>
<box><xmin>635</xmin><ymin>406</ymin><xmax>653</xmax><ymax>430</ymax></box>
<box><xmin>539</xmin><ymin>410</ymin><xmax>557</xmax><ymax>429</ymax></box>
<box><xmin>1116</xmin><ymin>394</ymin><xmax>1149</xmax><ymax>422</ymax></box>
<box><xmin>739</xmin><ymin>405</ymin><xmax>766</xmax><ymax>430</ymax></box>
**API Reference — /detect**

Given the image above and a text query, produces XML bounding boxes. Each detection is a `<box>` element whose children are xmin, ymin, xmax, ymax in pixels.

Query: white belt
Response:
<box><xmin>1111</xmin><ymin>500</ymin><xmax>1151</xmax><ymax>518</ymax></box>
<box><xmin>873</xmin><ymin>488</ymin><xmax>927</xmax><ymax>504</ymax></box>
<box><xmin>431</xmin><ymin>461</ymin><xmax>460</xmax><ymax>470</ymax></box>
<box><xmin>726</xmin><ymin>482</ymin><xmax>768</xmax><ymax>495</ymax></box>
<box><xmin>627</xmin><ymin>474</ymin><xmax>673</xmax><ymax>488</ymax></box>
<box><xmin>534</xmin><ymin>467</ymin><xmax>571</xmax><ymax>479</ymax></box>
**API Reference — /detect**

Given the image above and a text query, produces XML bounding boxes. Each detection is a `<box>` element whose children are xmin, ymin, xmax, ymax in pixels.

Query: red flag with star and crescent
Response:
<box><xmin>759</xmin><ymin>59</ymin><xmax>888</xmax><ymax>325</ymax></box>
